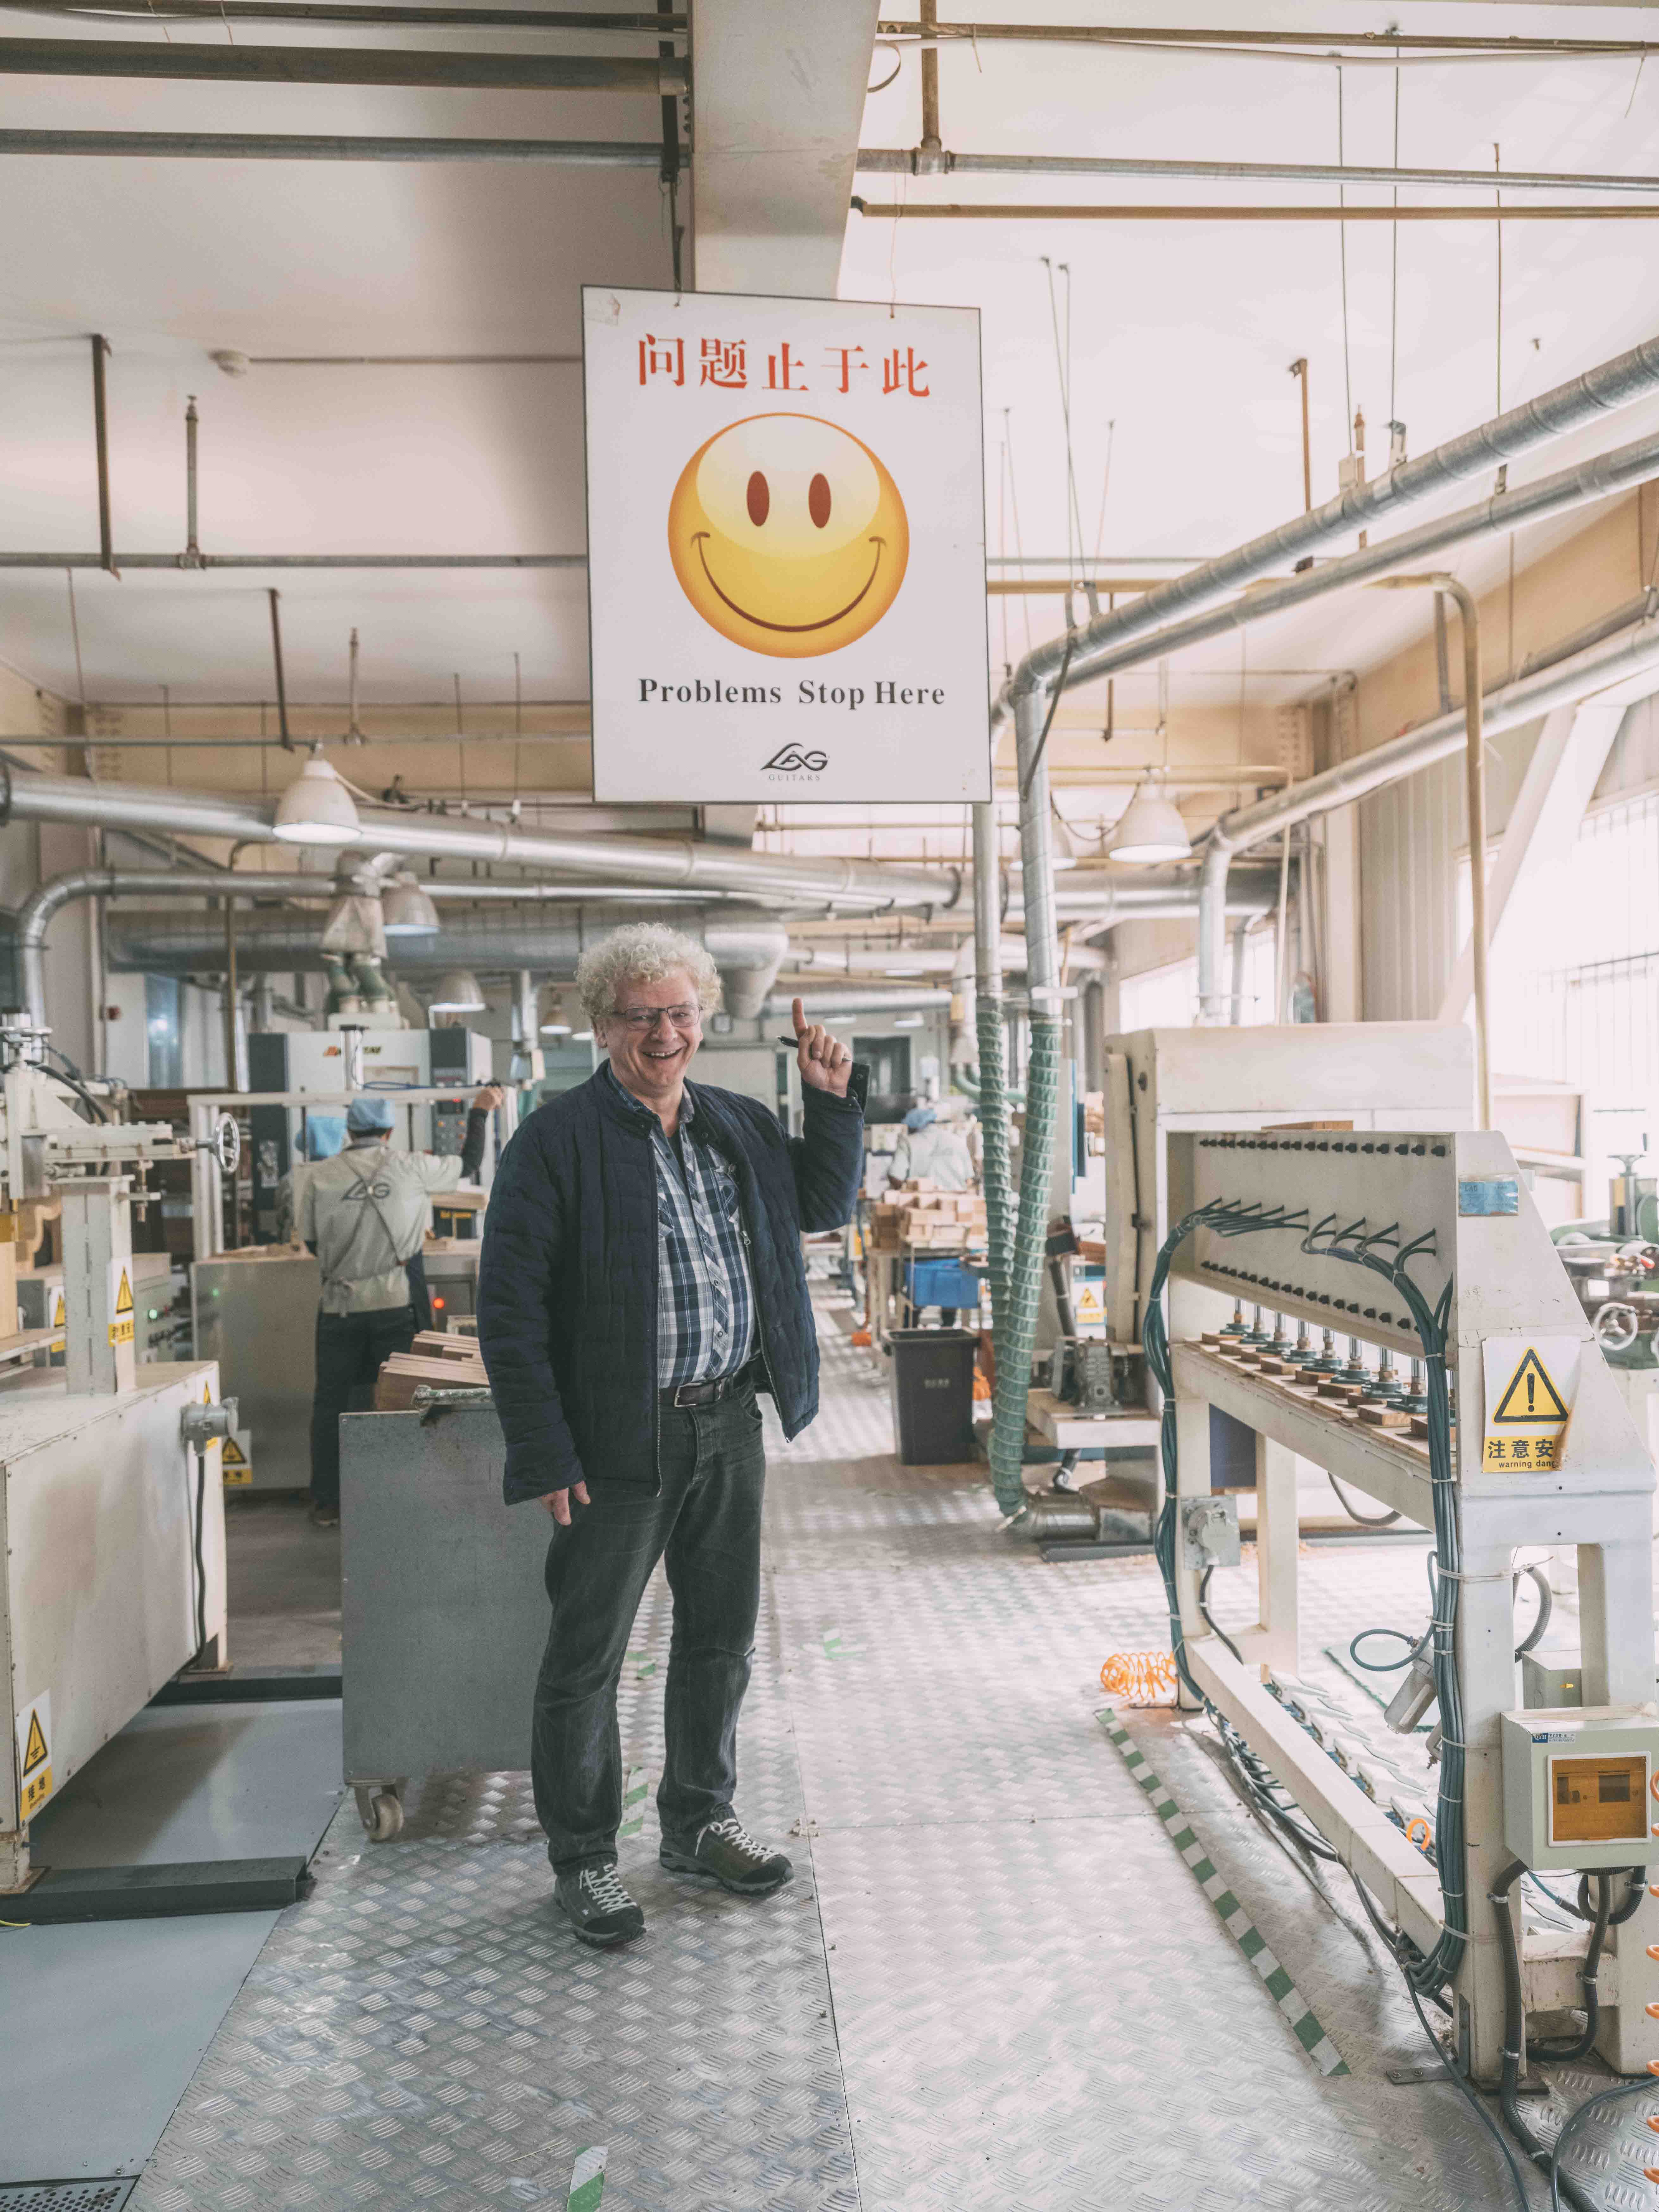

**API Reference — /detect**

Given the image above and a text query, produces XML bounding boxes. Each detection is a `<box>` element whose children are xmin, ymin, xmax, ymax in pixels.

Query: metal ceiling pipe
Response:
<box><xmin>786</xmin><ymin>935</ymin><xmax>1109</xmax><ymax>972</ymax></box>
<box><xmin>1194</xmin><ymin>605</ymin><xmax>1659</xmax><ymax>1018</ymax></box>
<box><xmin>761</xmin><ymin>987</ymin><xmax>951</xmax><ymax>1018</ymax></box>
<box><xmin>0</xmin><ymin>37</ymin><xmax>686</xmax><ymax>88</ymax></box>
<box><xmin>102</xmin><ymin>905</ymin><xmax>790</xmax><ymax>980</ymax></box>
<box><xmin>0</xmin><ymin>130</ymin><xmax>665</xmax><ymax>163</ymax></box>
<box><xmin>0</xmin><ymin>764</ymin><xmax>962</xmax><ymax>911</ymax></box>
<box><xmin>1032</xmin><ymin>417</ymin><xmax>1659</xmax><ymax>702</ymax></box>
<box><xmin>0</xmin><ymin>549</ymin><xmax>588</xmax><ymax>569</ymax></box>
<box><xmin>17</xmin><ymin>866</ymin><xmax>330</xmax><ymax>1027</ymax></box>
<box><xmin>855</xmin><ymin>147</ymin><xmax>1659</xmax><ymax>198</ymax></box>
<box><xmin>0</xmin><ymin>2</ymin><xmax>685</xmax><ymax>24</ymax></box>
<box><xmin>992</xmin><ymin>318</ymin><xmax>1659</xmax><ymax>724</ymax></box>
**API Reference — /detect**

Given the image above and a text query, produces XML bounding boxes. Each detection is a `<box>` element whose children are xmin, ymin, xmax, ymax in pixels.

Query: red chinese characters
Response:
<box><xmin>635</xmin><ymin>331</ymin><xmax>932</xmax><ymax>398</ymax></box>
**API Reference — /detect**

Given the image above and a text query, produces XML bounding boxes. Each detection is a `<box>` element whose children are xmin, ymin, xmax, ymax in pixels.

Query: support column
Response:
<box><xmin>1452</xmin><ymin>1534</ymin><xmax>1520</xmax><ymax>2083</ymax></box>
<box><xmin>1248</xmin><ymin>1434</ymin><xmax>1299</xmax><ymax>1673</ymax></box>
<box><xmin>60</xmin><ymin>1176</ymin><xmax>136</xmax><ymax>1395</ymax></box>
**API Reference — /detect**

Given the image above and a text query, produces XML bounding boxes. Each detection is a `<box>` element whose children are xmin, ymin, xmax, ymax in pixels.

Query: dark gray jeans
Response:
<box><xmin>530</xmin><ymin>1377</ymin><xmax>766</xmax><ymax>1873</ymax></box>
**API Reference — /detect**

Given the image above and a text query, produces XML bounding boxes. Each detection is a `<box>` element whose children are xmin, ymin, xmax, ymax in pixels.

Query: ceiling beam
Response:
<box><xmin>692</xmin><ymin>0</ymin><xmax>880</xmax><ymax>297</ymax></box>
<box><xmin>0</xmin><ymin>36</ymin><xmax>685</xmax><ymax>88</ymax></box>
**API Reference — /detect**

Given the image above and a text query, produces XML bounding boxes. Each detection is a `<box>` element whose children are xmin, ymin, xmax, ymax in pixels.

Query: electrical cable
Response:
<box><xmin>1327</xmin><ymin>1467</ymin><xmax>1401</xmax><ymax>1526</ymax></box>
<box><xmin>1549</xmin><ymin>2080</ymin><xmax>1656</xmax><ymax>2212</ymax></box>
<box><xmin>1197</xmin><ymin>1563</ymin><xmax>1242</xmax><ymax>1662</ymax></box>
<box><xmin>189</xmin><ymin>1442</ymin><xmax>208</xmax><ymax>1656</ymax></box>
<box><xmin>1144</xmin><ymin>1192</ymin><xmax>1468</xmax><ymax>1998</ymax></box>
<box><xmin>1349</xmin><ymin>1625</ymin><xmax>1423</xmax><ymax>1671</ymax></box>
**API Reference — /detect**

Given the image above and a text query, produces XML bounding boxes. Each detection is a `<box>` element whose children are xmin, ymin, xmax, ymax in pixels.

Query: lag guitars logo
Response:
<box><xmin>762</xmin><ymin>743</ymin><xmax>829</xmax><ymax>776</ymax></box>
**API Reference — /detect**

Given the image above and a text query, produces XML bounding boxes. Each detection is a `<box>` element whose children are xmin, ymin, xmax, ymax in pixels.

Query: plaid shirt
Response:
<box><xmin>602</xmin><ymin>1062</ymin><xmax>758</xmax><ymax>1388</ymax></box>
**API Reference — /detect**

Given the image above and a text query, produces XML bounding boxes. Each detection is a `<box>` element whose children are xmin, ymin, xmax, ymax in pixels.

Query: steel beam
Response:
<box><xmin>0</xmin><ymin>37</ymin><xmax>686</xmax><ymax>88</ymax></box>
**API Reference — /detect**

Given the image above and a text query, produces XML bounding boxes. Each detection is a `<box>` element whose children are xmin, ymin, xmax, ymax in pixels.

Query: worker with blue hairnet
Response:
<box><xmin>299</xmin><ymin>1084</ymin><xmax>501</xmax><ymax>1526</ymax></box>
<box><xmin>888</xmin><ymin>1102</ymin><xmax>975</xmax><ymax>1192</ymax></box>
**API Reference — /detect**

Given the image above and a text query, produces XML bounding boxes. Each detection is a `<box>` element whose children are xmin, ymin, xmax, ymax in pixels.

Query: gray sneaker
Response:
<box><xmin>660</xmin><ymin>1814</ymin><xmax>792</xmax><ymax>1896</ymax></box>
<box><xmin>554</xmin><ymin>1862</ymin><xmax>645</xmax><ymax>1948</ymax></box>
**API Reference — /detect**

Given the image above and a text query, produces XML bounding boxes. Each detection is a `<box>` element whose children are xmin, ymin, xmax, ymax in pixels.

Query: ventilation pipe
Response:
<box><xmin>999</xmin><ymin>413</ymin><xmax>1659</xmax><ymax>716</ymax></box>
<box><xmin>1193</xmin><ymin>602</ymin><xmax>1659</xmax><ymax>1023</ymax></box>
<box><xmin>991</xmin><ymin>320</ymin><xmax>1659</xmax><ymax>737</ymax></box>
<box><xmin>16</xmin><ymin>865</ymin><xmax>332</xmax><ymax>1029</ymax></box>
<box><xmin>102</xmin><ymin>903</ymin><xmax>792</xmax><ymax>984</ymax></box>
<box><xmin>759</xmin><ymin>987</ymin><xmax>952</xmax><ymax>1018</ymax></box>
<box><xmin>0</xmin><ymin>763</ymin><xmax>960</xmax><ymax>913</ymax></box>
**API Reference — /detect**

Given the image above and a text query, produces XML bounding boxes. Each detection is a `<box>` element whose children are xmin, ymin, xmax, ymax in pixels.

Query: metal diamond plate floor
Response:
<box><xmin>130</xmin><ymin>1313</ymin><xmax>1648</xmax><ymax>2210</ymax></box>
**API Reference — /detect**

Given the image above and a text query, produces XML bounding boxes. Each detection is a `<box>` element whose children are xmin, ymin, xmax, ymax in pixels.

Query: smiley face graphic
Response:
<box><xmin>667</xmin><ymin>413</ymin><xmax>909</xmax><ymax>657</ymax></box>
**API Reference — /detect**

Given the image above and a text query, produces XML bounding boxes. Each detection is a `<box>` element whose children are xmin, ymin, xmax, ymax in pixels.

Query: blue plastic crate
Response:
<box><xmin>904</xmin><ymin>1257</ymin><xmax>984</xmax><ymax>1311</ymax></box>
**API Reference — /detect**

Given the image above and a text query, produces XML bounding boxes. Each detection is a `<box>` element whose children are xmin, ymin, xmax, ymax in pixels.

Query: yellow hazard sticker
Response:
<box><xmin>51</xmin><ymin>1291</ymin><xmax>64</xmax><ymax>1327</ymax></box>
<box><xmin>16</xmin><ymin>1691</ymin><xmax>51</xmax><ymax>1818</ymax></box>
<box><xmin>1481</xmin><ymin>1336</ymin><xmax>1580</xmax><ymax>1474</ymax></box>
<box><xmin>108</xmin><ymin>1263</ymin><xmax>135</xmax><ymax>1345</ymax></box>
<box><xmin>221</xmin><ymin>1436</ymin><xmax>252</xmax><ymax>1486</ymax></box>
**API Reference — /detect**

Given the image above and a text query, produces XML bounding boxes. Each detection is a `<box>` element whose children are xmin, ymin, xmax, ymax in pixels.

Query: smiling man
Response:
<box><xmin>477</xmin><ymin>922</ymin><xmax>865</xmax><ymax>1949</ymax></box>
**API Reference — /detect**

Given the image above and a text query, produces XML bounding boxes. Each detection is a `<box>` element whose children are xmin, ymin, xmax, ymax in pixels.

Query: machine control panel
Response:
<box><xmin>1502</xmin><ymin>1705</ymin><xmax>1659</xmax><ymax>1870</ymax></box>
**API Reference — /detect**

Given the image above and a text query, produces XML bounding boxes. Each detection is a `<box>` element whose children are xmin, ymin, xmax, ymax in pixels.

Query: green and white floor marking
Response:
<box><xmin>566</xmin><ymin>2145</ymin><xmax>606</xmax><ymax>2211</ymax></box>
<box><xmin>1097</xmin><ymin>1708</ymin><xmax>1349</xmax><ymax>2079</ymax></box>
<box><xmin>618</xmin><ymin>1767</ymin><xmax>648</xmax><ymax>1841</ymax></box>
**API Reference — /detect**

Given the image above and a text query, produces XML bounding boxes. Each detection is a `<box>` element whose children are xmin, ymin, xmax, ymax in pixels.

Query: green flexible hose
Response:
<box><xmin>987</xmin><ymin>1012</ymin><xmax>1061</xmax><ymax>1515</ymax></box>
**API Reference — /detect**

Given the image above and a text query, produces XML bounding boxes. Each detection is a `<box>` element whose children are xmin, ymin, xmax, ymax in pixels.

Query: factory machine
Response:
<box><xmin>1153</xmin><ymin>1124</ymin><xmax>1659</xmax><ymax>2091</ymax></box>
<box><xmin>245</xmin><ymin>1025</ymin><xmax>493</xmax><ymax>1242</ymax></box>
<box><xmin>189</xmin><ymin>1067</ymin><xmax>510</xmax><ymax>1490</ymax></box>
<box><xmin>0</xmin><ymin>1018</ymin><xmax>236</xmax><ymax>1893</ymax></box>
<box><xmin>1066</xmin><ymin>1024</ymin><xmax>1473</xmax><ymax>1531</ymax></box>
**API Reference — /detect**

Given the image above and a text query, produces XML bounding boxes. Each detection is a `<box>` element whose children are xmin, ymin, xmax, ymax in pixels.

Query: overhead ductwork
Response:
<box><xmin>988</xmin><ymin>317</ymin><xmax>1659</xmax><ymax>749</ymax></box>
<box><xmin>0</xmin><ymin>762</ymin><xmax>962</xmax><ymax>914</ymax></box>
<box><xmin>101</xmin><ymin>902</ymin><xmax>791</xmax><ymax>992</ymax></box>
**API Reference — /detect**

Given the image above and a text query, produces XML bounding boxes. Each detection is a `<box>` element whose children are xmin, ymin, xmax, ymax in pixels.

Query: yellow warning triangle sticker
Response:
<box><xmin>115</xmin><ymin>1268</ymin><xmax>133</xmax><ymax>1315</ymax></box>
<box><xmin>1492</xmin><ymin>1347</ymin><xmax>1570</xmax><ymax>1425</ymax></box>
<box><xmin>52</xmin><ymin>1292</ymin><xmax>64</xmax><ymax>1325</ymax></box>
<box><xmin>203</xmin><ymin>1382</ymin><xmax>212</xmax><ymax>1404</ymax></box>
<box><xmin>222</xmin><ymin>1438</ymin><xmax>248</xmax><ymax>1468</ymax></box>
<box><xmin>21</xmin><ymin>1709</ymin><xmax>47</xmax><ymax>1777</ymax></box>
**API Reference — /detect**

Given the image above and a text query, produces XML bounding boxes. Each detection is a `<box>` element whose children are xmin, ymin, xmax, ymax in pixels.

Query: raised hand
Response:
<box><xmin>792</xmin><ymin>996</ymin><xmax>853</xmax><ymax>1098</ymax></box>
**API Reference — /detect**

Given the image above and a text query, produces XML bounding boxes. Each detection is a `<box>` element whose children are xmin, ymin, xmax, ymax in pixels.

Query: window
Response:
<box><xmin>1469</xmin><ymin>788</ymin><xmax>1659</xmax><ymax>1121</ymax></box>
<box><xmin>1117</xmin><ymin>930</ymin><xmax>1278</xmax><ymax>1031</ymax></box>
<box><xmin>145</xmin><ymin>974</ymin><xmax>182</xmax><ymax>1087</ymax></box>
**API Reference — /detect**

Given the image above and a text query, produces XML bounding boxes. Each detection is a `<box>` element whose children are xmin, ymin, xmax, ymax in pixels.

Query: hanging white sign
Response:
<box><xmin>581</xmin><ymin>285</ymin><xmax>992</xmax><ymax>805</ymax></box>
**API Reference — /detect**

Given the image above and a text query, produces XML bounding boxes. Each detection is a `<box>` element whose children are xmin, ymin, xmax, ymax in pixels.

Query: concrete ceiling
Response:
<box><xmin>2</xmin><ymin>0</ymin><xmax>1659</xmax><ymax>751</ymax></box>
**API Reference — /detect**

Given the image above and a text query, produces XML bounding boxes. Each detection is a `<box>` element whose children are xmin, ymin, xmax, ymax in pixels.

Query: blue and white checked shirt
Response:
<box><xmin>602</xmin><ymin>1062</ymin><xmax>758</xmax><ymax>1389</ymax></box>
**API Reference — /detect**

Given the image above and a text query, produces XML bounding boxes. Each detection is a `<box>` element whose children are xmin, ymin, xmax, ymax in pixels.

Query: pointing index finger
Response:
<box><xmin>792</xmin><ymin>995</ymin><xmax>808</xmax><ymax>1039</ymax></box>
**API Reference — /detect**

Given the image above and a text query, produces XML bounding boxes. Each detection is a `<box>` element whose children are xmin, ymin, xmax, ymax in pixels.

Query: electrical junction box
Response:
<box><xmin>1501</xmin><ymin>1704</ymin><xmax>1659</xmax><ymax>1871</ymax></box>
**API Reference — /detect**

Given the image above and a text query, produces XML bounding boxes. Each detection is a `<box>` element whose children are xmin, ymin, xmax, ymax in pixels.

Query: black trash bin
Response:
<box><xmin>889</xmin><ymin>1327</ymin><xmax>978</xmax><ymax>1465</ymax></box>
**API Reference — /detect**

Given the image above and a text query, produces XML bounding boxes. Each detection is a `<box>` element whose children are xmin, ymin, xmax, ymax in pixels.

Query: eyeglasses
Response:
<box><xmin>613</xmin><ymin>1003</ymin><xmax>701</xmax><ymax>1032</ymax></box>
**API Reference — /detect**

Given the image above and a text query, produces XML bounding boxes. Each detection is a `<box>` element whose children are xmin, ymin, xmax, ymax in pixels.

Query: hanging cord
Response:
<box><xmin>1017</xmin><ymin>638</ymin><xmax>1075</xmax><ymax>801</ymax></box>
<box><xmin>1337</xmin><ymin>66</ymin><xmax>1354</xmax><ymax>436</ymax></box>
<box><xmin>1389</xmin><ymin>43</ymin><xmax>1401</xmax><ymax>429</ymax></box>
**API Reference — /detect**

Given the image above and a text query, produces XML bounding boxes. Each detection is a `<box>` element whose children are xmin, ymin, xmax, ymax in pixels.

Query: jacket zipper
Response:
<box><xmin>647</xmin><ymin>1145</ymin><xmax>662</xmax><ymax>1490</ymax></box>
<box><xmin>734</xmin><ymin>1191</ymin><xmax>782</xmax><ymax>1415</ymax></box>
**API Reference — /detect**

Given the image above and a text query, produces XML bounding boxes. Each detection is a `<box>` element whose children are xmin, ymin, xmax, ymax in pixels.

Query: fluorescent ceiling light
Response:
<box><xmin>428</xmin><ymin>967</ymin><xmax>486</xmax><ymax>1013</ymax></box>
<box><xmin>1107</xmin><ymin>779</ymin><xmax>1192</xmax><ymax>864</ymax></box>
<box><xmin>892</xmin><ymin>1013</ymin><xmax>925</xmax><ymax>1028</ymax></box>
<box><xmin>885</xmin><ymin>965</ymin><xmax>927</xmax><ymax>978</ymax></box>
<box><xmin>272</xmin><ymin>753</ymin><xmax>361</xmax><ymax>846</ymax></box>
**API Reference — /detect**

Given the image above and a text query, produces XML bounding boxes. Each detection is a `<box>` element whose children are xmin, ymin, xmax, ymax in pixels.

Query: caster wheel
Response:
<box><xmin>355</xmin><ymin>1783</ymin><xmax>404</xmax><ymax>1840</ymax></box>
<box><xmin>368</xmin><ymin>1789</ymin><xmax>404</xmax><ymax>1841</ymax></box>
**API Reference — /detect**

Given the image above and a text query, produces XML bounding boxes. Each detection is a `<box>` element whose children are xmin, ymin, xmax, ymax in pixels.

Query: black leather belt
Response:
<box><xmin>661</xmin><ymin>1364</ymin><xmax>755</xmax><ymax>1410</ymax></box>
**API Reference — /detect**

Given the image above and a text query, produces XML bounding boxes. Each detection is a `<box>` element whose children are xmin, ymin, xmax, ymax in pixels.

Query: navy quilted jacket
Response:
<box><xmin>477</xmin><ymin>1067</ymin><xmax>864</xmax><ymax>1503</ymax></box>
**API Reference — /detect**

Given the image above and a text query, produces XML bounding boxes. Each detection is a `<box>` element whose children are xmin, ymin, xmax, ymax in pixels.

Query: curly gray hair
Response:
<box><xmin>575</xmin><ymin>923</ymin><xmax>723</xmax><ymax>1026</ymax></box>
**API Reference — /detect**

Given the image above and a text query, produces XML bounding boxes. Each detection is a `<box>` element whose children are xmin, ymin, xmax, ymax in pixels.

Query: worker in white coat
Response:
<box><xmin>301</xmin><ymin>1087</ymin><xmax>501</xmax><ymax>1526</ymax></box>
<box><xmin>888</xmin><ymin>1104</ymin><xmax>975</xmax><ymax>1192</ymax></box>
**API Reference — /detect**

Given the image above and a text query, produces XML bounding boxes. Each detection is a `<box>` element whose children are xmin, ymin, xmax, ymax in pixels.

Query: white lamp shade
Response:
<box><xmin>272</xmin><ymin>755</ymin><xmax>361</xmax><ymax>845</ymax></box>
<box><xmin>382</xmin><ymin>872</ymin><xmax>441</xmax><ymax>935</ymax></box>
<box><xmin>428</xmin><ymin>968</ymin><xmax>486</xmax><ymax>1013</ymax></box>
<box><xmin>1107</xmin><ymin>779</ymin><xmax>1192</xmax><ymax>863</ymax></box>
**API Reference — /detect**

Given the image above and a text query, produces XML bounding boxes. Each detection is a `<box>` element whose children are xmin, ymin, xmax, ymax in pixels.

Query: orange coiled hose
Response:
<box><xmin>1100</xmin><ymin>1652</ymin><xmax>1179</xmax><ymax>1706</ymax></box>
